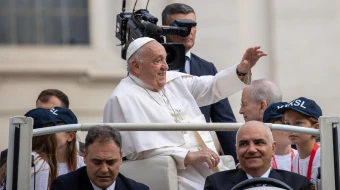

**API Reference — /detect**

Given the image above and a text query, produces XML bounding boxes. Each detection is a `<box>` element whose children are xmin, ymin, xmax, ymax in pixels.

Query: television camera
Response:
<box><xmin>115</xmin><ymin>0</ymin><xmax>197</xmax><ymax>70</ymax></box>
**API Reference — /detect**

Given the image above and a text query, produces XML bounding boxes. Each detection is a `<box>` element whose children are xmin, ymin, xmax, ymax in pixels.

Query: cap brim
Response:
<box><xmin>264</xmin><ymin>114</ymin><xmax>283</xmax><ymax>123</ymax></box>
<box><xmin>277</xmin><ymin>107</ymin><xmax>313</xmax><ymax>118</ymax></box>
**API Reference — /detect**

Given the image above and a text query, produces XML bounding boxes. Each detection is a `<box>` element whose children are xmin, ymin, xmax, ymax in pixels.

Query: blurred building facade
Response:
<box><xmin>0</xmin><ymin>0</ymin><xmax>339</xmax><ymax>150</ymax></box>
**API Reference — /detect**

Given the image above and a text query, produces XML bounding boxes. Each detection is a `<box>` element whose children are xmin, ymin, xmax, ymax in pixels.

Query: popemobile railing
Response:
<box><xmin>5</xmin><ymin>116</ymin><xmax>340</xmax><ymax>190</ymax></box>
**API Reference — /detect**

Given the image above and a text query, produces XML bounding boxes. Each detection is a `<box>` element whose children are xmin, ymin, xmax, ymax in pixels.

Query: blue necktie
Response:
<box><xmin>179</xmin><ymin>56</ymin><xmax>189</xmax><ymax>73</ymax></box>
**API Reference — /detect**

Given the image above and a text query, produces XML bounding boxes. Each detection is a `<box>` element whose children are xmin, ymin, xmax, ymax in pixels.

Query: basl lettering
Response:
<box><xmin>292</xmin><ymin>99</ymin><xmax>306</xmax><ymax>109</ymax></box>
<box><xmin>300</xmin><ymin>101</ymin><xmax>306</xmax><ymax>108</ymax></box>
<box><xmin>288</xmin><ymin>100</ymin><xmax>306</xmax><ymax>109</ymax></box>
<box><xmin>294</xmin><ymin>100</ymin><xmax>301</xmax><ymax>106</ymax></box>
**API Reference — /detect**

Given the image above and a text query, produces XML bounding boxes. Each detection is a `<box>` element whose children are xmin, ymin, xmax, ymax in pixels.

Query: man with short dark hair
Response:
<box><xmin>36</xmin><ymin>89</ymin><xmax>70</xmax><ymax>108</ymax></box>
<box><xmin>51</xmin><ymin>126</ymin><xmax>149</xmax><ymax>190</ymax></box>
<box><xmin>204</xmin><ymin>121</ymin><xmax>311</xmax><ymax>190</ymax></box>
<box><xmin>162</xmin><ymin>3</ymin><xmax>238</xmax><ymax>161</ymax></box>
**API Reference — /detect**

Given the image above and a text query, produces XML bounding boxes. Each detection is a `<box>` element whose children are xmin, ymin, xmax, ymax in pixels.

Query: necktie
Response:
<box><xmin>179</xmin><ymin>56</ymin><xmax>189</xmax><ymax>73</ymax></box>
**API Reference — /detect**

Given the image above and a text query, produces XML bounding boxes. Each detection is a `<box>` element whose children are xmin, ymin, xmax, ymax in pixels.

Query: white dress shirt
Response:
<box><xmin>90</xmin><ymin>180</ymin><xmax>116</xmax><ymax>190</ymax></box>
<box><xmin>185</xmin><ymin>51</ymin><xmax>191</xmax><ymax>74</ymax></box>
<box><xmin>246</xmin><ymin>167</ymin><xmax>272</xmax><ymax>179</ymax></box>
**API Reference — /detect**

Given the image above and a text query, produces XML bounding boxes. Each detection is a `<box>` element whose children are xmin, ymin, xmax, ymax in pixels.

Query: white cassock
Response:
<box><xmin>103</xmin><ymin>65</ymin><xmax>248</xmax><ymax>190</ymax></box>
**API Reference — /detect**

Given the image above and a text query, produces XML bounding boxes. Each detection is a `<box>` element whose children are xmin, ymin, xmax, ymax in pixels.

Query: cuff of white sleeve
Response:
<box><xmin>171</xmin><ymin>149</ymin><xmax>190</xmax><ymax>170</ymax></box>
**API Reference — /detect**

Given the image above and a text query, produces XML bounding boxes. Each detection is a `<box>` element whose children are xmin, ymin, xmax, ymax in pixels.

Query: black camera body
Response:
<box><xmin>115</xmin><ymin>6</ymin><xmax>196</xmax><ymax>70</ymax></box>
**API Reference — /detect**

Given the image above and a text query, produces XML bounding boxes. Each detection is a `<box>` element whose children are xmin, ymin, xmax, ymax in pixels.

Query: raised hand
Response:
<box><xmin>237</xmin><ymin>46</ymin><xmax>267</xmax><ymax>74</ymax></box>
<box><xmin>184</xmin><ymin>148</ymin><xmax>220</xmax><ymax>169</ymax></box>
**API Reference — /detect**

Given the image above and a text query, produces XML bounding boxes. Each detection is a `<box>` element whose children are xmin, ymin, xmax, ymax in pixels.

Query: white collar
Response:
<box><xmin>90</xmin><ymin>180</ymin><xmax>116</xmax><ymax>190</ymax></box>
<box><xmin>129</xmin><ymin>73</ymin><xmax>157</xmax><ymax>91</ymax></box>
<box><xmin>246</xmin><ymin>167</ymin><xmax>272</xmax><ymax>179</ymax></box>
<box><xmin>185</xmin><ymin>51</ymin><xmax>191</xmax><ymax>59</ymax></box>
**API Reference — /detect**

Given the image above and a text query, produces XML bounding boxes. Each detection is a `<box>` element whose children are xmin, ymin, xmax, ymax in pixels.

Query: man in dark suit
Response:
<box><xmin>51</xmin><ymin>126</ymin><xmax>148</xmax><ymax>190</ymax></box>
<box><xmin>204</xmin><ymin>121</ymin><xmax>311</xmax><ymax>190</ymax></box>
<box><xmin>162</xmin><ymin>3</ymin><xmax>238</xmax><ymax>161</ymax></box>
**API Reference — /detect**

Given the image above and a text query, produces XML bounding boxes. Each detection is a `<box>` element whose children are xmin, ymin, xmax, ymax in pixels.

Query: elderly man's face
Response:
<box><xmin>236</xmin><ymin>121</ymin><xmax>275</xmax><ymax>174</ymax></box>
<box><xmin>239</xmin><ymin>88</ymin><xmax>264</xmax><ymax>122</ymax></box>
<box><xmin>134</xmin><ymin>41</ymin><xmax>169</xmax><ymax>91</ymax></box>
<box><xmin>84</xmin><ymin>140</ymin><xmax>122</xmax><ymax>188</ymax></box>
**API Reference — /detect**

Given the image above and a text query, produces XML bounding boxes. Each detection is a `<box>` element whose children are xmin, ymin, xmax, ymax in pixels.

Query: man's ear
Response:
<box><xmin>83</xmin><ymin>152</ymin><xmax>87</xmax><ymax>164</ymax></box>
<box><xmin>131</xmin><ymin>60</ymin><xmax>141</xmax><ymax>75</ymax></box>
<box><xmin>272</xmin><ymin>141</ymin><xmax>277</xmax><ymax>155</ymax></box>
<box><xmin>313</xmin><ymin>123</ymin><xmax>319</xmax><ymax>129</ymax></box>
<box><xmin>119</xmin><ymin>151</ymin><xmax>123</xmax><ymax>164</ymax></box>
<box><xmin>260</xmin><ymin>100</ymin><xmax>268</xmax><ymax>113</ymax></box>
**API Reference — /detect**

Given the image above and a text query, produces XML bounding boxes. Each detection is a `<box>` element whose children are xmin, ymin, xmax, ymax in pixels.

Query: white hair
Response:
<box><xmin>127</xmin><ymin>44</ymin><xmax>148</xmax><ymax>73</ymax></box>
<box><xmin>246</xmin><ymin>79</ymin><xmax>282</xmax><ymax>106</ymax></box>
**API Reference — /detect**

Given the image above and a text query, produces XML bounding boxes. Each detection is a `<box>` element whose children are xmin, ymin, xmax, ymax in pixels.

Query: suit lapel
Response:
<box><xmin>80</xmin><ymin>167</ymin><xmax>95</xmax><ymax>190</ymax></box>
<box><xmin>114</xmin><ymin>174</ymin><xmax>128</xmax><ymax>190</ymax></box>
<box><xmin>232</xmin><ymin>169</ymin><xmax>249</xmax><ymax>185</ymax></box>
<box><xmin>268</xmin><ymin>169</ymin><xmax>283</xmax><ymax>181</ymax></box>
<box><xmin>189</xmin><ymin>53</ymin><xmax>202</xmax><ymax>75</ymax></box>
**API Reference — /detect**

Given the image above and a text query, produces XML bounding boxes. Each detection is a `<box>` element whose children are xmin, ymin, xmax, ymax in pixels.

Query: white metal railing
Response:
<box><xmin>32</xmin><ymin>123</ymin><xmax>320</xmax><ymax>136</ymax></box>
<box><xmin>6</xmin><ymin>116</ymin><xmax>339</xmax><ymax>190</ymax></box>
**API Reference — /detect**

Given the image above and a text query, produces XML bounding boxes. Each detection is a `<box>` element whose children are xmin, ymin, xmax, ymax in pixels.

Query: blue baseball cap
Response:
<box><xmin>263</xmin><ymin>102</ymin><xmax>287</xmax><ymax>123</ymax></box>
<box><xmin>49</xmin><ymin>107</ymin><xmax>78</xmax><ymax>125</ymax></box>
<box><xmin>277</xmin><ymin>97</ymin><xmax>322</xmax><ymax>120</ymax></box>
<box><xmin>24</xmin><ymin>108</ymin><xmax>57</xmax><ymax>129</ymax></box>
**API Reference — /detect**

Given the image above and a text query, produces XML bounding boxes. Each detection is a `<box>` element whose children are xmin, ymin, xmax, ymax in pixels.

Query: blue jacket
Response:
<box><xmin>51</xmin><ymin>166</ymin><xmax>149</xmax><ymax>190</ymax></box>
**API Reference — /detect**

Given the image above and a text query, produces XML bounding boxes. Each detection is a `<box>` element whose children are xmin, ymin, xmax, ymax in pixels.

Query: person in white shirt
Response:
<box><xmin>278</xmin><ymin>97</ymin><xmax>322</xmax><ymax>190</ymax></box>
<box><xmin>263</xmin><ymin>102</ymin><xmax>298</xmax><ymax>172</ymax></box>
<box><xmin>204</xmin><ymin>121</ymin><xmax>312</xmax><ymax>190</ymax></box>
<box><xmin>0</xmin><ymin>108</ymin><xmax>59</xmax><ymax>190</ymax></box>
<box><xmin>103</xmin><ymin>37</ymin><xmax>267</xmax><ymax>189</ymax></box>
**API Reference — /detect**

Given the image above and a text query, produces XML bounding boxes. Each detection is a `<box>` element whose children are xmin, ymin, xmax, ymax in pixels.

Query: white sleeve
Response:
<box><xmin>182</xmin><ymin>65</ymin><xmax>248</xmax><ymax>107</ymax></box>
<box><xmin>125</xmin><ymin>147</ymin><xmax>189</xmax><ymax>170</ymax></box>
<box><xmin>103</xmin><ymin>96</ymin><xmax>127</xmax><ymax>123</ymax></box>
<box><xmin>31</xmin><ymin>160</ymin><xmax>50</xmax><ymax>190</ymax></box>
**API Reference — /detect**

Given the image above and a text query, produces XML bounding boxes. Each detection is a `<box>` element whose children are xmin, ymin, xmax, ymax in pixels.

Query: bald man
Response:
<box><xmin>204</xmin><ymin>121</ymin><xmax>312</xmax><ymax>190</ymax></box>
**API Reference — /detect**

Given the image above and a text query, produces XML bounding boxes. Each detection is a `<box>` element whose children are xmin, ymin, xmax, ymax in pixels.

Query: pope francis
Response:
<box><xmin>103</xmin><ymin>37</ymin><xmax>267</xmax><ymax>189</ymax></box>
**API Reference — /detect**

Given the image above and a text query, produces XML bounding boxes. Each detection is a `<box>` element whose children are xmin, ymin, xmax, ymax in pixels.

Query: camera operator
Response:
<box><xmin>162</xmin><ymin>3</ymin><xmax>238</xmax><ymax>162</ymax></box>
